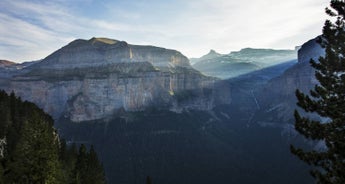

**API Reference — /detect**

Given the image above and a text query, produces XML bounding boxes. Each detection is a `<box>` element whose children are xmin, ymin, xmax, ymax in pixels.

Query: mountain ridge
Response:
<box><xmin>192</xmin><ymin>47</ymin><xmax>297</xmax><ymax>79</ymax></box>
<box><xmin>190</xmin><ymin>49</ymin><xmax>222</xmax><ymax>65</ymax></box>
<box><xmin>0</xmin><ymin>37</ymin><xmax>321</xmax><ymax>184</ymax></box>
<box><xmin>0</xmin><ymin>60</ymin><xmax>16</xmax><ymax>67</ymax></box>
<box><xmin>0</xmin><ymin>37</ymin><xmax>230</xmax><ymax>122</ymax></box>
<box><xmin>32</xmin><ymin>37</ymin><xmax>190</xmax><ymax>70</ymax></box>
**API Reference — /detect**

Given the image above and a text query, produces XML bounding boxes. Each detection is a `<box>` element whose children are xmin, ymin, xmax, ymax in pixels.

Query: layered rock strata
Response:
<box><xmin>1</xmin><ymin>38</ymin><xmax>229</xmax><ymax>122</ymax></box>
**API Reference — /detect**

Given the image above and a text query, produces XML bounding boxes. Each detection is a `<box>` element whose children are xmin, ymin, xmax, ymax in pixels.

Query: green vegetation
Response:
<box><xmin>291</xmin><ymin>0</ymin><xmax>345</xmax><ymax>183</ymax></box>
<box><xmin>57</xmin><ymin>108</ymin><xmax>312</xmax><ymax>184</ymax></box>
<box><xmin>0</xmin><ymin>90</ymin><xmax>106</xmax><ymax>183</ymax></box>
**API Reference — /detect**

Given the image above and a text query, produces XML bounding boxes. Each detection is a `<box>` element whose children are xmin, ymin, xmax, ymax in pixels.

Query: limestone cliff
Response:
<box><xmin>1</xmin><ymin>38</ymin><xmax>229</xmax><ymax>122</ymax></box>
<box><xmin>297</xmin><ymin>37</ymin><xmax>324</xmax><ymax>64</ymax></box>
<box><xmin>255</xmin><ymin>37</ymin><xmax>325</xmax><ymax>123</ymax></box>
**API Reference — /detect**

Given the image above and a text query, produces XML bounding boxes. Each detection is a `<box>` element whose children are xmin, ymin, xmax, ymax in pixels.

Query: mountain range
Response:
<box><xmin>191</xmin><ymin>48</ymin><xmax>297</xmax><ymax>79</ymax></box>
<box><xmin>0</xmin><ymin>37</ymin><xmax>324</xmax><ymax>184</ymax></box>
<box><xmin>0</xmin><ymin>37</ymin><xmax>230</xmax><ymax>122</ymax></box>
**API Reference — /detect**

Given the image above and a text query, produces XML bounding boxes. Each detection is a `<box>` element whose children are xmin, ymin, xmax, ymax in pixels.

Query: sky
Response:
<box><xmin>0</xmin><ymin>0</ymin><xmax>330</xmax><ymax>63</ymax></box>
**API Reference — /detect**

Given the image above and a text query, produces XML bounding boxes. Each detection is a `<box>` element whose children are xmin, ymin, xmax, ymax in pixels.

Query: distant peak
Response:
<box><xmin>0</xmin><ymin>60</ymin><xmax>16</xmax><ymax>67</ymax></box>
<box><xmin>89</xmin><ymin>37</ymin><xmax>119</xmax><ymax>45</ymax></box>
<box><xmin>209</xmin><ymin>49</ymin><xmax>217</xmax><ymax>54</ymax></box>
<box><xmin>206</xmin><ymin>49</ymin><xmax>221</xmax><ymax>56</ymax></box>
<box><xmin>192</xmin><ymin>49</ymin><xmax>222</xmax><ymax>62</ymax></box>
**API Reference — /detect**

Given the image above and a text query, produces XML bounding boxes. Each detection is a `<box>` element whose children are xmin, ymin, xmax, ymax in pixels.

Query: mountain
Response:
<box><xmin>0</xmin><ymin>60</ymin><xmax>40</xmax><ymax>79</ymax></box>
<box><xmin>192</xmin><ymin>48</ymin><xmax>297</xmax><ymax>79</ymax></box>
<box><xmin>218</xmin><ymin>37</ymin><xmax>325</xmax><ymax>134</ymax></box>
<box><xmin>0</xmin><ymin>37</ymin><xmax>230</xmax><ymax>122</ymax></box>
<box><xmin>0</xmin><ymin>59</ymin><xmax>39</xmax><ymax>69</ymax></box>
<box><xmin>0</xmin><ymin>60</ymin><xmax>16</xmax><ymax>67</ymax></box>
<box><xmin>254</xmin><ymin>37</ymin><xmax>325</xmax><ymax>127</ymax></box>
<box><xmin>53</xmin><ymin>40</ymin><xmax>314</xmax><ymax>184</ymax></box>
<box><xmin>189</xmin><ymin>49</ymin><xmax>222</xmax><ymax>65</ymax></box>
<box><xmin>0</xmin><ymin>37</ymin><xmax>320</xmax><ymax>184</ymax></box>
<box><xmin>31</xmin><ymin>37</ymin><xmax>191</xmax><ymax>70</ymax></box>
<box><xmin>0</xmin><ymin>60</ymin><xmax>20</xmax><ymax>85</ymax></box>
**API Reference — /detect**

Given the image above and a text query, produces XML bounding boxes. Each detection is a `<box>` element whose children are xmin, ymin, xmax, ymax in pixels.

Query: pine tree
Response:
<box><xmin>86</xmin><ymin>146</ymin><xmax>106</xmax><ymax>184</ymax></box>
<box><xmin>146</xmin><ymin>176</ymin><xmax>152</xmax><ymax>184</ymax></box>
<box><xmin>74</xmin><ymin>144</ymin><xmax>88</xmax><ymax>184</ymax></box>
<box><xmin>0</xmin><ymin>90</ymin><xmax>106</xmax><ymax>183</ymax></box>
<box><xmin>73</xmin><ymin>144</ymin><xmax>106</xmax><ymax>184</ymax></box>
<box><xmin>60</xmin><ymin>140</ymin><xmax>78</xmax><ymax>183</ymax></box>
<box><xmin>0</xmin><ymin>90</ymin><xmax>105</xmax><ymax>184</ymax></box>
<box><xmin>7</xmin><ymin>111</ymin><xmax>62</xmax><ymax>183</ymax></box>
<box><xmin>291</xmin><ymin>0</ymin><xmax>345</xmax><ymax>183</ymax></box>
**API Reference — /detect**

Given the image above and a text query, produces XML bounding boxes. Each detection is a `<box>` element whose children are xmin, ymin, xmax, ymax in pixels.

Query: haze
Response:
<box><xmin>0</xmin><ymin>0</ymin><xmax>329</xmax><ymax>62</ymax></box>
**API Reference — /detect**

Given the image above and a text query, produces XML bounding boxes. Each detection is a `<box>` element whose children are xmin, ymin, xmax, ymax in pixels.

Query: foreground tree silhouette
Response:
<box><xmin>291</xmin><ymin>0</ymin><xmax>345</xmax><ymax>183</ymax></box>
<box><xmin>74</xmin><ymin>144</ymin><xmax>106</xmax><ymax>184</ymax></box>
<box><xmin>146</xmin><ymin>176</ymin><xmax>152</xmax><ymax>184</ymax></box>
<box><xmin>0</xmin><ymin>90</ymin><xmax>106</xmax><ymax>183</ymax></box>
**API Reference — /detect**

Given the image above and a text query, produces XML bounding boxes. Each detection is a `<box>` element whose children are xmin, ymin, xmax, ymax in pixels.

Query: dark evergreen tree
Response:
<box><xmin>146</xmin><ymin>176</ymin><xmax>152</xmax><ymax>184</ymax></box>
<box><xmin>74</xmin><ymin>144</ymin><xmax>88</xmax><ymax>184</ymax></box>
<box><xmin>6</xmin><ymin>110</ymin><xmax>62</xmax><ymax>183</ymax></box>
<box><xmin>0</xmin><ymin>90</ymin><xmax>106</xmax><ymax>183</ymax></box>
<box><xmin>86</xmin><ymin>146</ymin><xmax>106</xmax><ymax>184</ymax></box>
<box><xmin>291</xmin><ymin>0</ymin><xmax>345</xmax><ymax>183</ymax></box>
<box><xmin>60</xmin><ymin>140</ymin><xmax>79</xmax><ymax>183</ymax></box>
<box><xmin>73</xmin><ymin>144</ymin><xmax>106</xmax><ymax>184</ymax></box>
<box><xmin>0</xmin><ymin>164</ymin><xmax>3</xmax><ymax>184</ymax></box>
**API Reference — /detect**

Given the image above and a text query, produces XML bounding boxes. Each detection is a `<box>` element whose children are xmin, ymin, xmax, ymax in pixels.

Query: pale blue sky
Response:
<box><xmin>0</xmin><ymin>0</ymin><xmax>329</xmax><ymax>62</ymax></box>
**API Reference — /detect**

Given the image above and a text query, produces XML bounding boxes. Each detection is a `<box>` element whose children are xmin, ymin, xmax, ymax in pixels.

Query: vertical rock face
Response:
<box><xmin>256</xmin><ymin>37</ymin><xmax>325</xmax><ymax>123</ymax></box>
<box><xmin>297</xmin><ymin>37</ymin><xmax>324</xmax><ymax>64</ymax></box>
<box><xmin>1</xmin><ymin>38</ymin><xmax>229</xmax><ymax>122</ymax></box>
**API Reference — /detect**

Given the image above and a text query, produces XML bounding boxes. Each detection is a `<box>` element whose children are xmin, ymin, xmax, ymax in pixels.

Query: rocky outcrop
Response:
<box><xmin>255</xmin><ymin>37</ymin><xmax>325</xmax><ymax>123</ymax></box>
<box><xmin>297</xmin><ymin>37</ymin><xmax>324</xmax><ymax>63</ymax></box>
<box><xmin>1</xmin><ymin>38</ymin><xmax>229</xmax><ymax>122</ymax></box>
